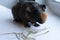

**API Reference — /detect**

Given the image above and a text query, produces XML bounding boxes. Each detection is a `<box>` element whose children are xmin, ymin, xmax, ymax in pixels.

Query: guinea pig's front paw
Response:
<box><xmin>25</xmin><ymin>24</ymin><xmax>30</xmax><ymax>28</ymax></box>
<box><xmin>34</xmin><ymin>23</ymin><xmax>40</xmax><ymax>27</ymax></box>
<box><xmin>13</xmin><ymin>19</ymin><xmax>19</xmax><ymax>22</ymax></box>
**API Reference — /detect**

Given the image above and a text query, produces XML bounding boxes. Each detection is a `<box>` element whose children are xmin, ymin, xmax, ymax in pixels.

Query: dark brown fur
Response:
<box><xmin>12</xmin><ymin>1</ymin><xmax>46</xmax><ymax>27</ymax></box>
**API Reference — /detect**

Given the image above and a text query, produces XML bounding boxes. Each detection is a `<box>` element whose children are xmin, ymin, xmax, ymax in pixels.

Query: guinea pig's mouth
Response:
<box><xmin>40</xmin><ymin>12</ymin><xmax>47</xmax><ymax>24</ymax></box>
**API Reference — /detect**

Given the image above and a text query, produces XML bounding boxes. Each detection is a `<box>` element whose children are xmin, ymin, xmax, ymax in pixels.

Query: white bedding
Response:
<box><xmin>0</xmin><ymin>5</ymin><xmax>60</xmax><ymax>40</ymax></box>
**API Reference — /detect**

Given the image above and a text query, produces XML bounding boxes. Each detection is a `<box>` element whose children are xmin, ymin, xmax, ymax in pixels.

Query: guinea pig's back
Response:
<box><xmin>12</xmin><ymin>3</ymin><xmax>21</xmax><ymax>20</ymax></box>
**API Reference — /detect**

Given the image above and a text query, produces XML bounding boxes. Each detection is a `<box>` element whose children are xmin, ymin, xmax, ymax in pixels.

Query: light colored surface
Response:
<box><xmin>0</xmin><ymin>0</ymin><xmax>18</xmax><ymax>9</ymax></box>
<box><xmin>56</xmin><ymin>0</ymin><xmax>60</xmax><ymax>2</ymax></box>
<box><xmin>0</xmin><ymin>5</ymin><xmax>60</xmax><ymax>40</ymax></box>
<box><xmin>46</xmin><ymin>0</ymin><xmax>60</xmax><ymax>16</ymax></box>
<box><xmin>36</xmin><ymin>0</ymin><xmax>45</xmax><ymax>4</ymax></box>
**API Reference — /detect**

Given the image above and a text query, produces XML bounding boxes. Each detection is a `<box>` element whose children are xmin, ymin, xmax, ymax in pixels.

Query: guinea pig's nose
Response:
<box><xmin>40</xmin><ymin>12</ymin><xmax>47</xmax><ymax>24</ymax></box>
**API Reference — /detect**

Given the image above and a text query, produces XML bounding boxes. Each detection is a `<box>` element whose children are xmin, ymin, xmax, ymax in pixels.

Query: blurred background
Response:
<box><xmin>0</xmin><ymin>0</ymin><xmax>60</xmax><ymax>40</ymax></box>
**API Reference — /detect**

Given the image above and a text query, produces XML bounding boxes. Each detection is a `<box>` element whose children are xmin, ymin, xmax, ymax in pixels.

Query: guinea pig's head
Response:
<box><xmin>37</xmin><ymin>5</ymin><xmax>47</xmax><ymax>24</ymax></box>
<box><xmin>23</xmin><ymin>1</ymin><xmax>47</xmax><ymax>24</ymax></box>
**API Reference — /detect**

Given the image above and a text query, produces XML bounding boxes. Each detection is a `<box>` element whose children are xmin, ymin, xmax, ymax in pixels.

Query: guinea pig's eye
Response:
<box><xmin>29</xmin><ymin>3</ymin><xmax>32</xmax><ymax>5</ymax></box>
<box><xmin>42</xmin><ymin>5</ymin><xmax>46</xmax><ymax>9</ymax></box>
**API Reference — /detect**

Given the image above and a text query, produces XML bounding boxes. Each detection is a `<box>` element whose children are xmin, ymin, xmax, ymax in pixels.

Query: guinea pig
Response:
<box><xmin>12</xmin><ymin>1</ymin><xmax>47</xmax><ymax>27</ymax></box>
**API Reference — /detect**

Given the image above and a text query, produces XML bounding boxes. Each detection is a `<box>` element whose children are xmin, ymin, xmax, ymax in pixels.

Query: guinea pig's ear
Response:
<box><xmin>39</xmin><ymin>5</ymin><xmax>46</xmax><ymax>11</ymax></box>
<box><xmin>42</xmin><ymin>5</ymin><xmax>46</xmax><ymax>9</ymax></box>
<box><xmin>39</xmin><ymin>5</ymin><xmax>46</xmax><ymax>9</ymax></box>
<box><xmin>28</xmin><ymin>0</ymin><xmax>35</xmax><ymax>1</ymax></box>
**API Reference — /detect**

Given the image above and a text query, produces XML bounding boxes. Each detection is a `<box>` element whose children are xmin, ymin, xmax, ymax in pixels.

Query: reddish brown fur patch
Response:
<box><xmin>41</xmin><ymin>12</ymin><xmax>47</xmax><ymax>23</ymax></box>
